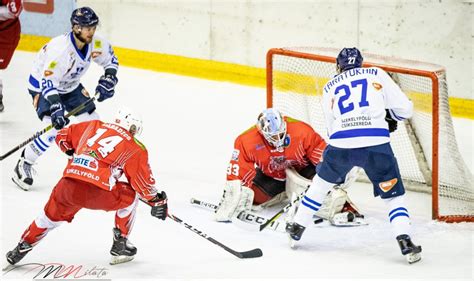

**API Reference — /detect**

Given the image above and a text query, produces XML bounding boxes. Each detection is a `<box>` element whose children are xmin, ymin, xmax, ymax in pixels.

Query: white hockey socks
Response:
<box><xmin>383</xmin><ymin>195</ymin><xmax>411</xmax><ymax>237</ymax></box>
<box><xmin>23</xmin><ymin>126</ymin><xmax>57</xmax><ymax>164</ymax></box>
<box><xmin>293</xmin><ymin>175</ymin><xmax>334</xmax><ymax>227</ymax></box>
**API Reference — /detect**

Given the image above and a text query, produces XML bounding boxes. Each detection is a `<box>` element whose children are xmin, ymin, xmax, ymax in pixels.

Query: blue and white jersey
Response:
<box><xmin>28</xmin><ymin>32</ymin><xmax>119</xmax><ymax>100</ymax></box>
<box><xmin>322</xmin><ymin>67</ymin><xmax>413</xmax><ymax>148</ymax></box>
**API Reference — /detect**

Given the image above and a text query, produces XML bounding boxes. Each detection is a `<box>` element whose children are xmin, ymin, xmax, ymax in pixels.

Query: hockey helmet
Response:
<box><xmin>256</xmin><ymin>108</ymin><xmax>287</xmax><ymax>149</ymax></box>
<box><xmin>114</xmin><ymin>107</ymin><xmax>143</xmax><ymax>137</ymax></box>
<box><xmin>336</xmin><ymin>47</ymin><xmax>363</xmax><ymax>73</ymax></box>
<box><xmin>71</xmin><ymin>7</ymin><xmax>99</xmax><ymax>27</ymax></box>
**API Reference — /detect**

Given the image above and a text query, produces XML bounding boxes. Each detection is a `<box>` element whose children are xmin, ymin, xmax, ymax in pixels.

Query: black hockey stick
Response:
<box><xmin>0</xmin><ymin>94</ymin><xmax>97</xmax><ymax>161</ymax></box>
<box><xmin>167</xmin><ymin>213</ymin><xmax>263</xmax><ymax>259</ymax></box>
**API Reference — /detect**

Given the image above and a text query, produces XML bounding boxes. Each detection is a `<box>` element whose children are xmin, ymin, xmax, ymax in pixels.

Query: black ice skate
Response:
<box><xmin>396</xmin><ymin>234</ymin><xmax>422</xmax><ymax>264</ymax></box>
<box><xmin>110</xmin><ymin>228</ymin><xmax>137</xmax><ymax>265</ymax></box>
<box><xmin>6</xmin><ymin>241</ymin><xmax>33</xmax><ymax>266</ymax></box>
<box><xmin>285</xmin><ymin>222</ymin><xmax>306</xmax><ymax>248</ymax></box>
<box><xmin>12</xmin><ymin>151</ymin><xmax>35</xmax><ymax>191</ymax></box>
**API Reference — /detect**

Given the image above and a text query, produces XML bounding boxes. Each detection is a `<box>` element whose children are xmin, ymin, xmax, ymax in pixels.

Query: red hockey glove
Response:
<box><xmin>56</xmin><ymin>129</ymin><xmax>74</xmax><ymax>157</ymax></box>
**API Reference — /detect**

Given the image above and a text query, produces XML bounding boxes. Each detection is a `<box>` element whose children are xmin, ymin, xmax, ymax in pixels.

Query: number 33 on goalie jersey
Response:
<box><xmin>322</xmin><ymin>67</ymin><xmax>413</xmax><ymax>148</ymax></box>
<box><xmin>55</xmin><ymin>120</ymin><xmax>157</xmax><ymax>201</ymax></box>
<box><xmin>226</xmin><ymin>117</ymin><xmax>327</xmax><ymax>187</ymax></box>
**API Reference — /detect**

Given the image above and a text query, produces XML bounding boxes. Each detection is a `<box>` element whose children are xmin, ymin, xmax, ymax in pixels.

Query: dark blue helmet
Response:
<box><xmin>336</xmin><ymin>47</ymin><xmax>363</xmax><ymax>72</ymax></box>
<box><xmin>71</xmin><ymin>7</ymin><xmax>99</xmax><ymax>27</ymax></box>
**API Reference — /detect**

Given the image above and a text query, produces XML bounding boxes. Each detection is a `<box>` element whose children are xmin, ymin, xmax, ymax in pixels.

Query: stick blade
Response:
<box><xmin>235</xmin><ymin>248</ymin><xmax>263</xmax><ymax>259</ymax></box>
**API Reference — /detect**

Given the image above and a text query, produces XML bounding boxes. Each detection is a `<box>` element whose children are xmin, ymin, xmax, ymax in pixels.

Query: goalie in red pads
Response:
<box><xmin>5</xmin><ymin>108</ymin><xmax>168</xmax><ymax>266</ymax></box>
<box><xmin>215</xmin><ymin>108</ymin><xmax>366</xmax><ymax>226</ymax></box>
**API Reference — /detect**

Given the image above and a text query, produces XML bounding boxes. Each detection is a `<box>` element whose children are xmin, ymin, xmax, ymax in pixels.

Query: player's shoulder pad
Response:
<box><xmin>45</xmin><ymin>34</ymin><xmax>70</xmax><ymax>55</ymax></box>
<box><xmin>286</xmin><ymin>117</ymin><xmax>315</xmax><ymax>133</ymax></box>
<box><xmin>285</xmin><ymin>116</ymin><xmax>303</xmax><ymax>123</ymax></box>
<box><xmin>133</xmin><ymin>138</ymin><xmax>147</xmax><ymax>151</ymax></box>
<box><xmin>239</xmin><ymin>125</ymin><xmax>258</xmax><ymax>136</ymax></box>
<box><xmin>91</xmin><ymin>33</ymin><xmax>110</xmax><ymax>51</ymax></box>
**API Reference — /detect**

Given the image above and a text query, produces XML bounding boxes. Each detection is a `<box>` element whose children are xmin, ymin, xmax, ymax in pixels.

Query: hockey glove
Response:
<box><xmin>385</xmin><ymin>109</ymin><xmax>398</xmax><ymax>133</ymax></box>
<box><xmin>56</xmin><ymin>131</ymin><xmax>75</xmax><ymax>157</ymax></box>
<box><xmin>50</xmin><ymin>102</ymin><xmax>70</xmax><ymax>130</ymax></box>
<box><xmin>96</xmin><ymin>74</ymin><xmax>118</xmax><ymax>102</ymax></box>
<box><xmin>7</xmin><ymin>0</ymin><xmax>23</xmax><ymax>17</ymax></box>
<box><xmin>149</xmin><ymin>191</ymin><xmax>168</xmax><ymax>220</ymax></box>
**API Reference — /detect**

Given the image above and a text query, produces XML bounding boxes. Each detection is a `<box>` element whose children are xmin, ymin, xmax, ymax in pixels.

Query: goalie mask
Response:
<box><xmin>256</xmin><ymin>108</ymin><xmax>287</xmax><ymax>149</ymax></box>
<box><xmin>114</xmin><ymin>108</ymin><xmax>143</xmax><ymax>137</ymax></box>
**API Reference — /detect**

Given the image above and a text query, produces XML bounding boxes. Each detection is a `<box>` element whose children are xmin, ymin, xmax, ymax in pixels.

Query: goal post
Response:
<box><xmin>266</xmin><ymin>47</ymin><xmax>473</xmax><ymax>222</ymax></box>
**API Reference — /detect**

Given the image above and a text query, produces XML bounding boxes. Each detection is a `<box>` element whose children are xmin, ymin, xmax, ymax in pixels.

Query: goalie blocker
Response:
<box><xmin>215</xmin><ymin>167</ymin><xmax>367</xmax><ymax>226</ymax></box>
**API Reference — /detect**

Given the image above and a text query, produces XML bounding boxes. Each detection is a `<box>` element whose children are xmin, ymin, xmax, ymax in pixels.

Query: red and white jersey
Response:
<box><xmin>55</xmin><ymin>120</ymin><xmax>158</xmax><ymax>201</ymax></box>
<box><xmin>227</xmin><ymin>117</ymin><xmax>326</xmax><ymax>187</ymax></box>
<box><xmin>0</xmin><ymin>0</ymin><xmax>22</xmax><ymax>23</ymax></box>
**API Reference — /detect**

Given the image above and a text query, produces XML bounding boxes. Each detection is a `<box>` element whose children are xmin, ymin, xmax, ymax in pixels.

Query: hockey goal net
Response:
<box><xmin>266</xmin><ymin>47</ymin><xmax>473</xmax><ymax>222</ymax></box>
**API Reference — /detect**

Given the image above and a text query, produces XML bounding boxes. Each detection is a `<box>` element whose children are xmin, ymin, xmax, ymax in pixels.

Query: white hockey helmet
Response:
<box><xmin>114</xmin><ymin>107</ymin><xmax>143</xmax><ymax>137</ymax></box>
<box><xmin>256</xmin><ymin>108</ymin><xmax>287</xmax><ymax>149</ymax></box>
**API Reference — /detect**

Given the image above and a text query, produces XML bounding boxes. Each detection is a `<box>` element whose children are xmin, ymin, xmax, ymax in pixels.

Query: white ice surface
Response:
<box><xmin>0</xmin><ymin>52</ymin><xmax>472</xmax><ymax>280</ymax></box>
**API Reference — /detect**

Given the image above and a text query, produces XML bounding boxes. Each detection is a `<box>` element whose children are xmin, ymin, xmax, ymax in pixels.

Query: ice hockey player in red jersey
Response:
<box><xmin>0</xmin><ymin>0</ymin><xmax>22</xmax><ymax>112</ymax></box>
<box><xmin>5</xmin><ymin>108</ymin><xmax>168</xmax><ymax>266</ymax></box>
<box><xmin>215</xmin><ymin>108</ymin><xmax>365</xmax><ymax>226</ymax></box>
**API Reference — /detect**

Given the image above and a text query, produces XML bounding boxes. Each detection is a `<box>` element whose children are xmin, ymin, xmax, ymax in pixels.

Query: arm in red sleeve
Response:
<box><xmin>123</xmin><ymin>149</ymin><xmax>158</xmax><ymax>201</ymax></box>
<box><xmin>226</xmin><ymin>136</ymin><xmax>256</xmax><ymax>187</ymax></box>
<box><xmin>306</xmin><ymin>129</ymin><xmax>327</xmax><ymax>166</ymax></box>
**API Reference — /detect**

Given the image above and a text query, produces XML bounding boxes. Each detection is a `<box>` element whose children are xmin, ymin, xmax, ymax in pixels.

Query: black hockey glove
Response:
<box><xmin>50</xmin><ymin>102</ymin><xmax>70</xmax><ymax>130</ymax></box>
<box><xmin>96</xmin><ymin>73</ymin><xmax>118</xmax><ymax>102</ymax></box>
<box><xmin>149</xmin><ymin>191</ymin><xmax>168</xmax><ymax>220</ymax></box>
<box><xmin>385</xmin><ymin>109</ymin><xmax>398</xmax><ymax>133</ymax></box>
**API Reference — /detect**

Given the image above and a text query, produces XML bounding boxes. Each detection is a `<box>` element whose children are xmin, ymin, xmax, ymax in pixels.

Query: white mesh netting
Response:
<box><xmin>268</xmin><ymin>47</ymin><xmax>473</xmax><ymax>220</ymax></box>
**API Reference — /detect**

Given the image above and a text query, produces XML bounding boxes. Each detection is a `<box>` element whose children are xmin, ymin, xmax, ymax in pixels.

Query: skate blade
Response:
<box><xmin>110</xmin><ymin>255</ymin><xmax>134</xmax><ymax>265</ymax></box>
<box><xmin>406</xmin><ymin>252</ymin><xmax>421</xmax><ymax>264</ymax></box>
<box><xmin>11</xmin><ymin>177</ymin><xmax>30</xmax><ymax>191</ymax></box>
<box><xmin>2</xmin><ymin>262</ymin><xmax>15</xmax><ymax>272</ymax></box>
<box><xmin>288</xmin><ymin>235</ymin><xmax>297</xmax><ymax>249</ymax></box>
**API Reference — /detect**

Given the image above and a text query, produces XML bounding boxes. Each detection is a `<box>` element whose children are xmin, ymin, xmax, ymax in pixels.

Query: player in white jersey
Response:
<box><xmin>12</xmin><ymin>7</ymin><xmax>119</xmax><ymax>191</ymax></box>
<box><xmin>285</xmin><ymin>47</ymin><xmax>422</xmax><ymax>264</ymax></box>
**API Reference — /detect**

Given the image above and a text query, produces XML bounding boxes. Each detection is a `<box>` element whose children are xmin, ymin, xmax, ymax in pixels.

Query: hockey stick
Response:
<box><xmin>166</xmin><ymin>213</ymin><xmax>263</xmax><ymax>259</ymax></box>
<box><xmin>190</xmin><ymin>198</ymin><xmax>284</xmax><ymax>232</ymax></box>
<box><xmin>259</xmin><ymin>192</ymin><xmax>303</xmax><ymax>231</ymax></box>
<box><xmin>0</xmin><ymin>94</ymin><xmax>97</xmax><ymax>161</ymax></box>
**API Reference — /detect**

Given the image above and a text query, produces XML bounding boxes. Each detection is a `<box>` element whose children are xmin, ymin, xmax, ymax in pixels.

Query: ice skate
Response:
<box><xmin>110</xmin><ymin>228</ymin><xmax>137</xmax><ymax>265</ymax></box>
<box><xmin>396</xmin><ymin>234</ymin><xmax>422</xmax><ymax>264</ymax></box>
<box><xmin>285</xmin><ymin>222</ymin><xmax>306</xmax><ymax>249</ymax></box>
<box><xmin>5</xmin><ymin>241</ymin><xmax>32</xmax><ymax>267</ymax></box>
<box><xmin>12</xmin><ymin>151</ymin><xmax>35</xmax><ymax>191</ymax></box>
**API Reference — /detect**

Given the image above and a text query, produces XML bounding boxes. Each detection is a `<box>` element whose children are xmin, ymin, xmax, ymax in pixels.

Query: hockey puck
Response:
<box><xmin>313</xmin><ymin>218</ymin><xmax>324</xmax><ymax>224</ymax></box>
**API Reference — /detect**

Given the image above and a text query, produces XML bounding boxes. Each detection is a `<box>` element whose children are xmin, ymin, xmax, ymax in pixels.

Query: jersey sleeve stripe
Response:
<box><xmin>389</xmin><ymin>109</ymin><xmax>405</xmax><ymax>121</ymax></box>
<box><xmin>330</xmin><ymin>128</ymin><xmax>389</xmax><ymax>139</ymax></box>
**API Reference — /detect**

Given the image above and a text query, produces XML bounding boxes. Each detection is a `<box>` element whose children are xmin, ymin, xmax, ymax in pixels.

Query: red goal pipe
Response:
<box><xmin>266</xmin><ymin>48</ymin><xmax>472</xmax><ymax>223</ymax></box>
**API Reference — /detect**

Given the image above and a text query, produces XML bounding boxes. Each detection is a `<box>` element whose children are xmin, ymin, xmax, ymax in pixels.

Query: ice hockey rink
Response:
<box><xmin>0</xmin><ymin>51</ymin><xmax>472</xmax><ymax>280</ymax></box>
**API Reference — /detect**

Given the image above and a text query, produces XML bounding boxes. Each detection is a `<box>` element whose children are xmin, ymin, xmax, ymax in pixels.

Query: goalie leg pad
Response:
<box><xmin>314</xmin><ymin>188</ymin><xmax>348</xmax><ymax>220</ymax></box>
<box><xmin>285</xmin><ymin>167</ymin><xmax>311</xmax><ymax>199</ymax></box>
<box><xmin>215</xmin><ymin>180</ymin><xmax>254</xmax><ymax>222</ymax></box>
